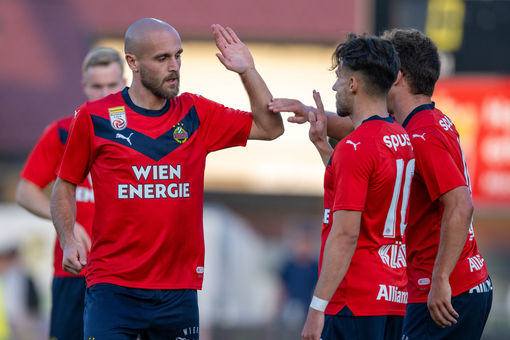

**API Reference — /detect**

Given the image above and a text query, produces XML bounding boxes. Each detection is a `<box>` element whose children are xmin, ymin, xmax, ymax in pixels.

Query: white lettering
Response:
<box><xmin>383</xmin><ymin>134</ymin><xmax>411</xmax><ymax>151</ymax></box>
<box><xmin>468</xmin><ymin>254</ymin><xmax>485</xmax><ymax>272</ymax></box>
<box><xmin>155</xmin><ymin>183</ymin><xmax>167</xmax><ymax>198</ymax></box>
<box><xmin>132</xmin><ymin>165</ymin><xmax>151</xmax><ymax>181</ymax></box>
<box><xmin>76</xmin><ymin>187</ymin><xmax>94</xmax><ymax>203</ymax></box>
<box><xmin>439</xmin><ymin>116</ymin><xmax>454</xmax><ymax>131</ymax></box>
<box><xmin>132</xmin><ymin>164</ymin><xmax>182</xmax><ymax>181</ymax></box>
<box><xmin>130</xmin><ymin>184</ymin><xmax>143</xmax><ymax>199</ymax></box>
<box><xmin>118</xmin><ymin>184</ymin><xmax>128</xmax><ymax>199</ymax></box>
<box><xmin>323</xmin><ymin>209</ymin><xmax>330</xmax><ymax>224</ymax></box>
<box><xmin>378</xmin><ymin>242</ymin><xmax>407</xmax><ymax>268</ymax></box>
<box><xmin>376</xmin><ymin>284</ymin><xmax>408</xmax><ymax>304</ymax></box>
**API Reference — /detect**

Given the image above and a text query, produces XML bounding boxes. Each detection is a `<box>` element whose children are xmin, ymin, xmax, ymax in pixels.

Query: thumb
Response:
<box><xmin>77</xmin><ymin>244</ymin><xmax>88</xmax><ymax>266</ymax></box>
<box><xmin>308</xmin><ymin>110</ymin><xmax>317</xmax><ymax>124</ymax></box>
<box><xmin>215</xmin><ymin>53</ymin><xmax>227</xmax><ymax>66</ymax></box>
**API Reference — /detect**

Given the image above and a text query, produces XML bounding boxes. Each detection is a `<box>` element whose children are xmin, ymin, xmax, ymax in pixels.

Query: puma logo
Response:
<box><xmin>116</xmin><ymin>132</ymin><xmax>134</xmax><ymax>145</ymax></box>
<box><xmin>346</xmin><ymin>140</ymin><xmax>361</xmax><ymax>150</ymax></box>
<box><xmin>412</xmin><ymin>133</ymin><xmax>426</xmax><ymax>141</ymax></box>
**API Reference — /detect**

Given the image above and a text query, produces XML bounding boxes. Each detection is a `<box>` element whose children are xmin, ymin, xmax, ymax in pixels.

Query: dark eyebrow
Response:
<box><xmin>154</xmin><ymin>49</ymin><xmax>183</xmax><ymax>59</ymax></box>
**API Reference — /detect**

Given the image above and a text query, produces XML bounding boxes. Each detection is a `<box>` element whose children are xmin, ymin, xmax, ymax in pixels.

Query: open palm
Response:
<box><xmin>212</xmin><ymin>24</ymin><xmax>254</xmax><ymax>74</ymax></box>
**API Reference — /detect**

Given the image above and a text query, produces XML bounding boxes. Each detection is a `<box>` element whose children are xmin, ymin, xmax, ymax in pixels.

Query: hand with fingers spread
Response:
<box><xmin>427</xmin><ymin>277</ymin><xmax>459</xmax><ymax>328</ymax></box>
<box><xmin>62</xmin><ymin>238</ymin><xmax>87</xmax><ymax>276</ymax></box>
<box><xmin>211</xmin><ymin>24</ymin><xmax>254</xmax><ymax>74</ymax></box>
<box><xmin>268</xmin><ymin>98</ymin><xmax>313</xmax><ymax>124</ymax></box>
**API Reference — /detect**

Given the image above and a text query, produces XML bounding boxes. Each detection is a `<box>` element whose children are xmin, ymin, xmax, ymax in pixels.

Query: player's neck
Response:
<box><xmin>128</xmin><ymin>81</ymin><xmax>168</xmax><ymax>111</ymax></box>
<box><xmin>394</xmin><ymin>93</ymin><xmax>432</xmax><ymax>125</ymax></box>
<box><xmin>350</xmin><ymin>96</ymin><xmax>389</xmax><ymax>129</ymax></box>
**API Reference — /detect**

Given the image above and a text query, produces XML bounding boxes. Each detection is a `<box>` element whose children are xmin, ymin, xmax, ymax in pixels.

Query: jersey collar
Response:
<box><xmin>402</xmin><ymin>102</ymin><xmax>435</xmax><ymax>128</ymax></box>
<box><xmin>122</xmin><ymin>87</ymin><xmax>171</xmax><ymax>117</ymax></box>
<box><xmin>362</xmin><ymin>115</ymin><xmax>394</xmax><ymax>125</ymax></box>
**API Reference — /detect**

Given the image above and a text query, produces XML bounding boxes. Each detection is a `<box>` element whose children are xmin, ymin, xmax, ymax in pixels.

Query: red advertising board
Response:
<box><xmin>434</xmin><ymin>76</ymin><xmax>510</xmax><ymax>205</ymax></box>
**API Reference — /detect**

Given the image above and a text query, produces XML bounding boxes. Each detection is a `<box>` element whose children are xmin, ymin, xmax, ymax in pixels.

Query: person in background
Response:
<box><xmin>16</xmin><ymin>47</ymin><xmax>125</xmax><ymax>340</ymax></box>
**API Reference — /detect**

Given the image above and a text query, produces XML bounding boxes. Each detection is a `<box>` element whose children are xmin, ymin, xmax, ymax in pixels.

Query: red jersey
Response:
<box><xmin>403</xmin><ymin>103</ymin><xmax>488</xmax><ymax>303</ymax></box>
<box><xmin>57</xmin><ymin>88</ymin><xmax>253</xmax><ymax>289</ymax></box>
<box><xmin>321</xmin><ymin>116</ymin><xmax>414</xmax><ymax>316</ymax></box>
<box><xmin>20</xmin><ymin>117</ymin><xmax>94</xmax><ymax>278</ymax></box>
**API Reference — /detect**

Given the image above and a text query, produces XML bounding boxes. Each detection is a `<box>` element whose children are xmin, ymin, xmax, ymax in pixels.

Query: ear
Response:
<box><xmin>350</xmin><ymin>76</ymin><xmax>358</xmax><ymax>93</ymax></box>
<box><xmin>393</xmin><ymin>70</ymin><xmax>403</xmax><ymax>86</ymax></box>
<box><xmin>125</xmin><ymin>54</ymin><xmax>138</xmax><ymax>72</ymax></box>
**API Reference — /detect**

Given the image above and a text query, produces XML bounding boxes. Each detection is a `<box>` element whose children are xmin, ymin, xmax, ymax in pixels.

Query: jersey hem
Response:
<box><xmin>87</xmin><ymin>278</ymin><xmax>203</xmax><ymax>290</ymax></box>
<box><xmin>408</xmin><ymin>272</ymin><xmax>489</xmax><ymax>303</ymax></box>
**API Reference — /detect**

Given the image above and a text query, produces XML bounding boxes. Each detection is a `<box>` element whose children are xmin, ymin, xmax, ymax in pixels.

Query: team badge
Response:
<box><xmin>108</xmin><ymin>106</ymin><xmax>127</xmax><ymax>131</ymax></box>
<box><xmin>173</xmin><ymin>123</ymin><xmax>189</xmax><ymax>143</ymax></box>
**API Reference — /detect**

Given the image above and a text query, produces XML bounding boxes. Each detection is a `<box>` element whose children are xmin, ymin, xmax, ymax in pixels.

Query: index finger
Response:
<box><xmin>312</xmin><ymin>91</ymin><xmax>326</xmax><ymax>118</ymax></box>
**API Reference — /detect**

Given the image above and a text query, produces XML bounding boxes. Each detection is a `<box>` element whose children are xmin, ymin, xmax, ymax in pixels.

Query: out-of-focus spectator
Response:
<box><xmin>278</xmin><ymin>225</ymin><xmax>318</xmax><ymax>328</ymax></box>
<box><xmin>0</xmin><ymin>241</ymin><xmax>43</xmax><ymax>340</ymax></box>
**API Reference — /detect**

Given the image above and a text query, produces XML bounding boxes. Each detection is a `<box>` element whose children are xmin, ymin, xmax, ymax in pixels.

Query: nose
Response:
<box><xmin>168</xmin><ymin>56</ymin><xmax>180</xmax><ymax>72</ymax></box>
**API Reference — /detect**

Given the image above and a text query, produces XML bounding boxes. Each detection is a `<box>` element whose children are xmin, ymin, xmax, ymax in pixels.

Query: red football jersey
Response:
<box><xmin>58</xmin><ymin>88</ymin><xmax>253</xmax><ymax>289</ymax></box>
<box><xmin>403</xmin><ymin>103</ymin><xmax>488</xmax><ymax>303</ymax></box>
<box><xmin>20</xmin><ymin>117</ymin><xmax>94</xmax><ymax>277</ymax></box>
<box><xmin>321</xmin><ymin>116</ymin><xmax>414</xmax><ymax>316</ymax></box>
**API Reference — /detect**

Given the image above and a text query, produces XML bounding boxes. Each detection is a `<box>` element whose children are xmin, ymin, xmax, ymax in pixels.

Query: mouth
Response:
<box><xmin>164</xmin><ymin>74</ymin><xmax>179</xmax><ymax>86</ymax></box>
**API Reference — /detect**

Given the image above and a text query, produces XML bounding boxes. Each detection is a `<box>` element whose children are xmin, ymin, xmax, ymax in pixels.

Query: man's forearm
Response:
<box><xmin>313</xmin><ymin>211</ymin><xmax>361</xmax><ymax>301</ymax></box>
<box><xmin>313</xmin><ymin>140</ymin><xmax>333</xmax><ymax>167</ymax></box>
<box><xmin>50</xmin><ymin>178</ymin><xmax>78</xmax><ymax>248</ymax></box>
<box><xmin>240</xmin><ymin>68</ymin><xmax>283</xmax><ymax>140</ymax></box>
<box><xmin>433</xmin><ymin>187</ymin><xmax>473</xmax><ymax>281</ymax></box>
<box><xmin>16</xmin><ymin>179</ymin><xmax>52</xmax><ymax>219</ymax></box>
<box><xmin>326</xmin><ymin>114</ymin><xmax>354</xmax><ymax>141</ymax></box>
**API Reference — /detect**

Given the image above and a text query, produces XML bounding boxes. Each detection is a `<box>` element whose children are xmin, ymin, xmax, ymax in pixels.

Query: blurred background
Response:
<box><xmin>0</xmin><ymin>0</ymin><xmax>509</xmax><ymax>339</ymax></box>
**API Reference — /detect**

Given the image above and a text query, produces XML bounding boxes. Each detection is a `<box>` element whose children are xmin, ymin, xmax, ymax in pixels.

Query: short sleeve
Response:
<box><xmin>57</xmin><ymin>105</ymin><xmax>95</xmax><ymax>184</ymax></box>
<box><xmin>193</xmin><ymin>95</ymin><xmax>253</xmax><ymax>152</ymax></box>
<box><xmin>20</xmin><ymin>122</ymin><xmax>65</xmax><ymax>188</ymax></box>
<box><xmin>412</xmin><ymin>130</ymin><xmax>466</xmax><ymax>201</ymax></box>
<box><xmin>332</xmin><ymin>141</ymin><xmax>374</xmax><ymax>212</ymax></box>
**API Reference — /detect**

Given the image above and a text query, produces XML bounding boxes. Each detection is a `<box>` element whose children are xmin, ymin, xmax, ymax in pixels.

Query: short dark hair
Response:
<box><xmin>82</xmin><ymin>47</ymin><xmax>124</xmax><ymax>76</ymax></box>
<box><xmin>381</xmin><ymin>29</ymin><xmax>440</xmax><ymax>96</ymax></box>
<box><xmin>332</xmin><ymin>33</ymin><xmax>400</xmax><ymax>96</ymax></box>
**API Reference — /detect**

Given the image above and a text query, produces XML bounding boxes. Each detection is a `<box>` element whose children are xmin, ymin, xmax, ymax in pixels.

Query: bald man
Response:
<box><xmin>17</xmin><ymin>47</ymin><xmax>125</xmax><ymax>340</ymax></box>
<box><xmin>51</xmin><ymin>18</ymin><xmax>283</xmax><ymax>339</ymax></box>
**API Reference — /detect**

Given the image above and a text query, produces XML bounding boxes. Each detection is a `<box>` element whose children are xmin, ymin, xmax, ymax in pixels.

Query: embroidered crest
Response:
<box><xmin>173</xmin><ymin>123</ymin><xmax>189</xmax><ymax>143</ymax></box>
<box><xmin>108</xmin><ymin>106</ymin><xmax>127</xmax><ymax>131</ymax></box>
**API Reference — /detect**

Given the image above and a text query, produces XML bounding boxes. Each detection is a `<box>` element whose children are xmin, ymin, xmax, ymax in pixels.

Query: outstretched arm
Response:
<box><xmin>268</xmin><ymin>98</ymin><xmax>353</xmax><ymax>140</ymax></box>
<box><xmin>301</xmin><ymin>210</ymin><xmax>361</xmax><ymax>340</ymax></box>
<box><xmin>51</xmin><ymin>177</ymin><xmax>88</xmax><ymax>276</ymax></box>
<box><xmin>212</xmin><ymin>24</ymin><xmax>283</xmax><ymax>140</ymax></box>
<box><xmin>428</xmin><ymin>185</ymin><xmax>472</xmax><ymax>327</ymax></box>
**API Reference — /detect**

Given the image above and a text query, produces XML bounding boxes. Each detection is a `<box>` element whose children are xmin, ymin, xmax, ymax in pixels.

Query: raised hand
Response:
<box><xmin>212</xmin><ymin>24</ymin><xmax>254</xmax><ymax>74</ymax></box>
<box><xmin>309</xmin><ymin>91</ymin><xmax>328</xmax><ymax>144</ymax></box>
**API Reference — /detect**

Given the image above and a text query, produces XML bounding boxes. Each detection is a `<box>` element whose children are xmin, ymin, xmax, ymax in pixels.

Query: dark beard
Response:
<box><xmin>140</xmin><ymin>68</ymin><xmax>179</xmax><ymax>99</ymax></box>
<box><xmin>336</xmin><ymin>102</ymin><xmax>351</xmax><ymax>117</ymax></box>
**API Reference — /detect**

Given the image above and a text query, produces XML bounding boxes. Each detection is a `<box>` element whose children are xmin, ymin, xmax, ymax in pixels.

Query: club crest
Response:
<box><xmin>108</xmin><ymin>106</ymin><xmax>127</xmax><ymax>131</ymax></box>
<box><xmin>173</xmin><ymin>123</ymin><xmax>189</xmax><ymax>144</ymax></box>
